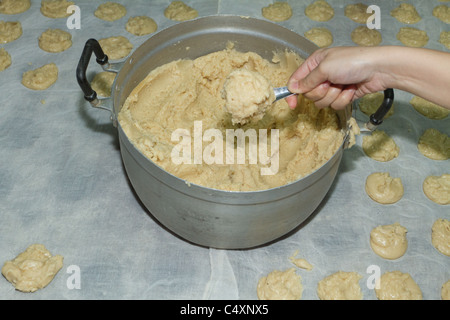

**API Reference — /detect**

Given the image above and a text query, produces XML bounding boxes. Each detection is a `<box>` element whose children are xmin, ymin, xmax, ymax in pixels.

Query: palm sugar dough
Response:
<box><xmin>410</xmin><ymin>96</ymin><xmax>449</xmax><ymax>120</ymax></box>
<box><xmin>397</xmin><ymin>27</ymin><xmax>429</xmax><ymax>47</ymax></box>
<box><xmin>126</xmin><ymin>16</ymin><xmax>157</xmax><ymax>36</ymax></box>
<box><xmin>365</xmin><ymin>172</ymin><xmax>404</xmax><ymax>204</ymax></box>
<box><xmin>98</xmin><ymin>36</ymin><xmax>133</xmax><ymax>60</ymax></box>
<box><xmin>304</xmin><ymin>27</ymin><xmax>333</xmax><ymax>48</ymax></box>
<box><xmin>0</xmin><ymin>47</ymin><xmax>11</xmax><ymax>71</ymax></box>
<box><xmin>316</xmin><ymin>271</ymin><xmax>363</xmax><ymax>300</ymax></box>
<box><xmin>423</xmin><ymin>175</ymin><xmax>450</xmax><ymax>205</ymax></box>
<box><xmin>0</xmin><ymin>21</ymin><xmax>22</xmax><ymax>44</ymax></box>
<box><xmin>370</xmin><ymin>223</ymin><xmax>408</xmax><ymax>260</ymax></box>
<box><xmin>94</xmin><ymin>2</ymin><xmax>127</xmax><ymax>22</ymax></box>
<box><xmin>431</xmin><ymin>218</ymin><xmax>450</xmax><ymax>256</ymax></box>
<box><xmin>38</xmin><ymin>28</ymin><xmax>72</xmax><ymax>53</ymax></box>
<box><xmin>442</xmin><ymin>280</ymin><xmax>450</xmax><ymax>300</ymax></box>
<box><xmin>0</xmin><ymin>0</ymin><xmax>30</xmax><ymax>14</ymax></box>
<box><xmin>40</xmin><ymin>0</ymin><xmax>74</xmax><ymax>18</ymax></box>
<box><xmin>305</xmin><ymin>0</ymin><xmax>334</xmax><ymax>22</ymax></box>
<box><xmin>164</xmin><ymin>1</ymin><xmax>198</xmax><ymax>21</ymax></box>
<box><xmin>358</xmin><ymin>92</ymin><xmax>394</xmax><ymax>119</ymax></box>
<box><xmin>1</xmin><ymin>244</ymin><xmax>63</xmax><ymax>292</ymax></box>
<box><xmin>222</xmin><ymin>69</ymin><xmax>274</xmax><ymax>125</ymax></box>
<box><xmin>257</xmin><ymin>268</ymin><xmax>303</xmax><ymax>300</ymax></box>
<box><xmin>351</xmin><ymin>26</ymin><xmax>382</xmax><ymax>47</ymax></box>
<box><xmin>375</xmin><ymin>271</ymin><xmax>422</xmax><ymax>300</ymax></box>
<box><xmin>362</xmin><ymin>130</ymin><xmax>399</xmax><ymax>162</ymax></box>
<box><xmin>22</xmin><ymin>63</ymin><xmax>58</xmax><ymax>90</ymax></box>
<box><xmin>118</xmin><ymin>46</ymin><xmax>347</xmax><ymax>191</ymax></box>
<box><xmin>261</xmin><ymin>2</ymin><xmax>293</xmax><ymax>22</ymax></box>
<box><xmin>391</xmin><ymin>3</ymin><xmax>421</xmax><ymax>24</ymax></box>
<box><xmin>417</xmin><ymin>128</ymin><xmax>449</xmax><ymax>160</ymax></box>
<box><xmin>433</xmin><ymin>4</ymin><xmax>450</xmax><ymax>23</ymax></box>
<box><xmin>91</xmin><ymin>71</ymin><xmax>116</xmax><ymax>97</ymax></box>
<box><xmin>345</xmin><ymin>3</ymin><xmax>372</xmax><ymax>24</ymax></box>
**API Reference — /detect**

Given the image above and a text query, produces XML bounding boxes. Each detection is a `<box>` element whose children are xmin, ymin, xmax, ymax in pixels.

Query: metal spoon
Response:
<box><xmin>273</xmin><ymin>86</ymin><xmax>296</xmax><ymax>102</ymax></box>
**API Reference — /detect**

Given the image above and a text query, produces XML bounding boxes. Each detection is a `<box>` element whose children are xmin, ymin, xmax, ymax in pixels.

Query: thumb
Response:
<box><xmin>288</xmin><ymin>64</ymin><xmax>328</xmax><ymax>94</ymax></box>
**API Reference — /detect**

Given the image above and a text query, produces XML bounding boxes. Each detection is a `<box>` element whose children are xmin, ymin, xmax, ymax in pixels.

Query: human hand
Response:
<box><xmin>286</xmin><ymin>46</ymin><xmax>390</xmax><ymax>110</ymax></box>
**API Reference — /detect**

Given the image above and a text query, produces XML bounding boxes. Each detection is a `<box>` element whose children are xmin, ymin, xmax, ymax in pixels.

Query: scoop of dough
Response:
<box><xmin>126</xmin><ymin>16</ymin><xmax>158</xmax><ymax>36</ymax></box>
<box><xmin>94</xmin><ymin>2</ymin><xmax>127</xmax><ymax>22</ymax></box>
<box><xmin>40</xmin><ymin>0</ymin><xmax>74</xmax><ymax>18</ymax></box>
<box><xmin>0</xmin><ymin>47</ymin><xmax>11</xmax><ymax>71</ymax></box>
<box><xmin>98</xmin><ymin>36</ymin><xmax>133</xmax><ymax>60</ymax></box>
<box><xmin>442</xmin><ymin>280</ymin><xmax>450</xmax><ymax>300</ymax></box>
<box><xmin>375</xmin><ymin>271</ymin><xmax>422</xmax><ymax>300</ymax></box>
<box><xmin>164</xmin><ymin>1</ymin><xmax>198</xmax><ymax>21</ymax></box>
<box><xmin>410</xmin><ymin>96</ymin><xmax>449</xmax><ymax>120</ymax></box>
<box><xmin>397</xmin><ymin>27</ymin><xmax>429</xmax><ymax>47</ymax></box>
<box><xmin>0</xmin><ymin>0</ymin><xmax>30</xmax><ymax>14</ymax></box>
<box><xmin>432</xmin><ymin>218</ymin><xmax>450</xmax><ymax>256</ymax></box>
<box><xmin>345</xmin><ymin>3</ymin><xmax>372</xmax><ymax>24</ymax></box>
<box><xmin>38</xmin><ymin>28</ymin><xmax>72</xmax><ymax>53</ymax></box>
<box><xmin>365</xmin><ymin>172</ymin><xmax>404</xmax><ymax>204</ymax></box>
<box><xmin>423</xmin><ymin>175</ymin><xmax>450</xmax><ymax>205</ymax></box>
<box><xmin>0</xmin><ymin>20</ymin><xmax>22</xmax><ymax>44</ymax></box>
<box><xmin>304</xmin><ymin>27</ymin><xmax>333</xmax><ymax>48</ymax></box>
<box><xmin>22</xmin><ymin>63</ymin><xmax>58</xmax><ymax>90</ymax></box>
<box><xmin>1</xmin><ymin>244</ymin><xmax>63</xmax><ymax>292</ymax></box>
<box><xmin>433</xmin><ymin>4</ymin><xmax>450</xmax><ymax>23</ymax></box>
<box><xmin>417</xmin><ymin>128</ymin><xmax>450</xmax><ymax>160</ymax></box>
<box><xmin>370</xmin><ymin>223</ymin><xmax>408</xmax><ymax>259</ymax></box>
<box><xmin>358</xmin><ymin>92</ymin><xmax>394</xmax><ymax>118</ymax></box>
<box><xmin>362</xmin><ymin>130</ymin><xmax>399</xmax><ymax>162</ymax></box>
<box><xmin>257</xmin><ymin>268</ymin><xmax>303</xmax><ymax>300</ymax></box>
<box><xmin>261</xmin><ymin>2</ymin><xmax>293</xmax><ymax>22</ymax></box>
<box><xmin>351</xmin><ymin>26</ymin><xmax>382</xmax><ymax>47</ymax></box>
<box><xmin>317</xmin><ymin>271</ymin><xmax>363</xmax><ymax>300</ymax></box>
<box><xmin>222</xmin><ymin>69</ymin><xmax>274</xmax><ymax>125</ymax></box>
<box><xmin>391</xmin><ymin>3</ymin><xmax>421</xmax><ymax>24</ymax></box>
<box><xmin>305</xmin><ymin>0</ymin><xmax>334</xmax><ymax>22</ymax></box>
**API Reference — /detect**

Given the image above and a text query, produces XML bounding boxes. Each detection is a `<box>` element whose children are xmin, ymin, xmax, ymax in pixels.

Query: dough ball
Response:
<box><xmin>317</xmin><ymin>271</ymin><xmax>363</xmax><ymax>300</ymax></box>
<box><xmin>365</xmin><ymin>172</ymin><xmax>404</xmax><ymax>204</ymax></box>
<box><xmin>432</xmin><ymin>218</ymin><xmax>450</xmax><ymax>256</ymax></box>
<box><xmin>390</xmin><ymin>3</ymin><xmax>421</xmax><ymax>24</ymax></box>
<box><xmin>40</xmin><ymin>0</ymin><xmax>74</xmax><ymax>18</ymax></box>
<box><xmin>423</xmin><ymin>175</ymin><xmax>450</xmax><ymax>205</ymax></box>
<box><xmin>442</xmin><ymin>280</ymin><xmax>450</xmax><ymax>300</ymax></box>
<box><xmin>0</xmin><ymin>20</ymin><xmax>22</xmax><ymax>44</ymax></box>
<box><xmin>370</xmin><ymin>223</ymin><xmax>408</xmax><ymax>260</ymax></box>
<box><xmin>222</xmin><ymin>69</ymin><xmax>274</xmax><ymax>125</ymax></box>
<box><xmin>439</xmin><ymin>31</ymin><xmax>450</xmax><ymax>49</ymax></box>
<box><xmin>304</xmin><ymin>27</ymin><xmax>333</xmax><ymax>48</ymax></box>
<box><xmin>0</xmin><ymin>47</ymin><xmax>11</xmax><ymax>71</ymax></box>
<box><xmin>433</xmin><ymin>4</ymin><xmax>450</xmax><ymax>23</ymax></box>
<box><xmin>362</xmin><ymin>130</ymin><xmax>399</xmax><ymax>162</ymax></box>
<box><xmin>397</xmin><ymin>27</ymin><xmax>429</xmax><ymax>47</ymax></box>
<box><xmin>94</xmin><ymin>2</ymin><xmax>127</xmax><ymax>22</ymax></box>
<box><xmin>417</xmin><ymin>128</ymin><xmax>449</xmax><ymax>160</ymax></box>
<box><xmin>261</xmin><ymin>2</ymin><xmax>292</xmax><ymax>22</ymax></box>
<box><xmin>126</xmin><ymin>16</ymin><xmax>157</xmax><ymax>36</ymax></box>
<box><xmin>304</xmin><ymin>0</ymin><xmax>334</xmax><ymax>22</ymax></box>
<box><xmin>91</xmin><ymin>71</ymin><xmax>116</xmax><ymax>97</ymax></box>
<box><xmin>38</xmin><ymin>28</ymin><xmax>72</xmax><ymax>53</ymax></box>
<box><xmin>22</xmin><ymin>63</ymin><xmax>58</xmax><ymax>90</ymax></box>
<box><xmin>375</xmin><ymin>271</ymin><xmax>422</xmax><ymax>300</ymax></box>
<box><xmin>1</xmin><ymin>244</ymin><xmax>63</xmax><ymax>292</ymax></box>
<box><xmin>257</xmin><ymin>268</ymin><xmax>303</xmax><ymax>300</ymax></box>
<box><xmin>164</xmin><ymin>1</ymin><xmax>198</xmax><ymax>21</ymax></box>
<box><xmin>410</xmin><ymin>96</ymin><xmax>449</xmax><ymax>120</ymax></box>
<box><xmin>351</xmin><ymin>26</ymin><xmax>382</xmax><ymax>47</ymax></box>
<box><xmin>99</xmin><ymin>36</ymin><xmax>133</xmax><ymax>60</ymax></box>
<box><xmin>358</xmin><ymin>92</ymin><xmax>394</xmax><ymax>118</ymax></box>
<box><xmin>0</xmin><ymin>0</ymin><xmax>30</xmax><ymax>14</ymax></box>
<box><xmin>345</xmin><ymin>3</ymin><xmax>372</xmax><ymax>24</ymax></box>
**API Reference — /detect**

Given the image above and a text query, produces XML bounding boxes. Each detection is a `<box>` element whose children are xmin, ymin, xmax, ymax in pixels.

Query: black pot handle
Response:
<box><xmin>76</xmin><ymin>38</ymin><xmax>109</xmax><ymax>102</ymax></box>
<box><xmin>368</xmin><ymin>88</ymin><xmax>394</xmax><ymax>129</ymax></box>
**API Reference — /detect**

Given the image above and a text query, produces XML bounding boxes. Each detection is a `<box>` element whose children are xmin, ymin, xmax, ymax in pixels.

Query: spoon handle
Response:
<box><xmin>274</xmin><ymin>86</ymin><xmax>296</xmax><ymax>101</ymax></box>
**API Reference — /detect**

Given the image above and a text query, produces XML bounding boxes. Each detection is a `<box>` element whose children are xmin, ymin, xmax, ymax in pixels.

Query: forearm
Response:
<box><xmin>375</xmin><ymin>46</ymin><xmax>450</xmax><ymax>109</ymax></box>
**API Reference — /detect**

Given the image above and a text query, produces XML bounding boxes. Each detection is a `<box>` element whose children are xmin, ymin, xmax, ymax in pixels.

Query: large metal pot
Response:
<box><xmin>76</xmin><ymin>15</ymin><xmax>391</xmax><ymax>249</ymax></box>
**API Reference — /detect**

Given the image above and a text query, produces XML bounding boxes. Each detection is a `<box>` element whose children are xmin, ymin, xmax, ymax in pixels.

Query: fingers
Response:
<box><xmin>303</xmin><ymin>84</ymin><xmax>357</xmax><ymax>110</ymax></box>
